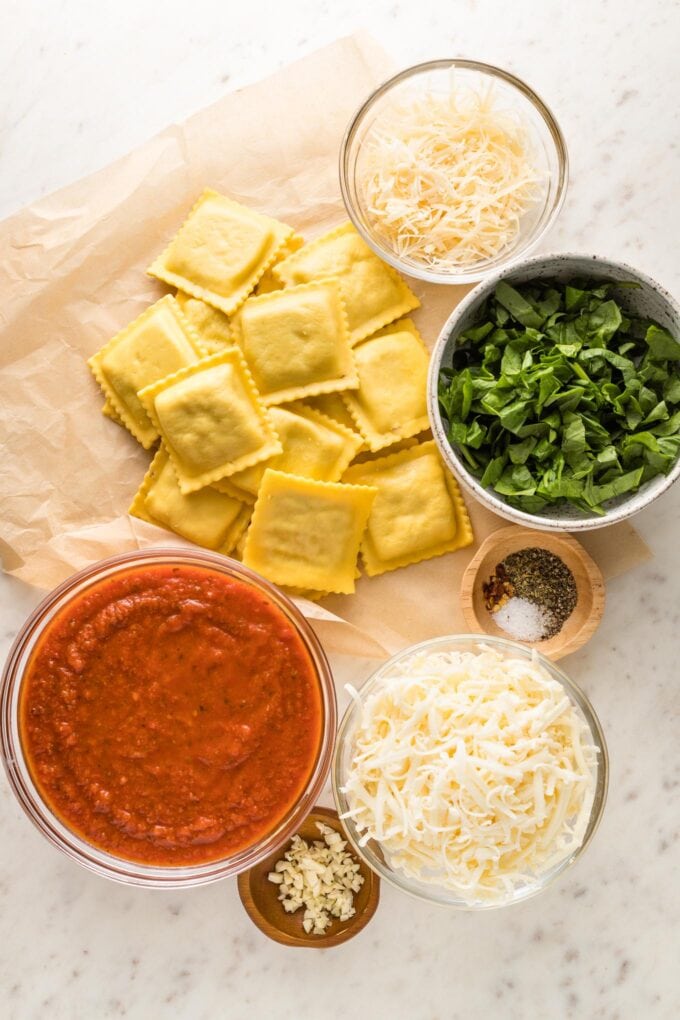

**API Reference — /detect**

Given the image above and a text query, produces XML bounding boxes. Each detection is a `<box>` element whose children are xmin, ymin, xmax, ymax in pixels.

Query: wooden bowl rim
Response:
<box><xmin>237</xmin><ymin>806</ymin><xmax>380</xmax><ymax>948</ymax></box>
<box><xmin>460</xmin><ymin>526</ymin><xmax>605</xmax><ymax>660</ymax></box>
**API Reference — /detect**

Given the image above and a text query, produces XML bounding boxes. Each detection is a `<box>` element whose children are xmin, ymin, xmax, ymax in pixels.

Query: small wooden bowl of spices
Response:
<box><xmin>460</xmin><ymin>526</ymin><xmax>605</xmax><ymax>660</ymax></box>
<box><xmin>237</xmin><ymin>806</ymin><xmax>380</xmax><ymax>948</ymax></box>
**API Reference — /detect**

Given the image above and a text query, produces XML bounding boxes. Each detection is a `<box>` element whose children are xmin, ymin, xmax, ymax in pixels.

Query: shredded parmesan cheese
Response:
<box><xmin>357</xmin><ymin>83</ymin><xmax>543</xmax><ymax>268</ymax></box>
<box><xmin>340</xmin><ymin>646</ymin><xmax>598</xmax><ymax>902</ymax></box>
<box><xmin>268</xmin><ymin>822</ymin><xmax>364</xmax><ymax>934</ymax></box>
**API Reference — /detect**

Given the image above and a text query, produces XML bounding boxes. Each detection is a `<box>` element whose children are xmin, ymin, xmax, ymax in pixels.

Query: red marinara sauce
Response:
<box><xmin>19</xmin><ymin>563</ymin><xmax>323</xmax><ymax>866</ymax></box>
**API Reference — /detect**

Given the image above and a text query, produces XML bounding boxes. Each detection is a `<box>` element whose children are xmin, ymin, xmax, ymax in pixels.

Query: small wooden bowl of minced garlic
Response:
<box><xmin>460</xmin><ymin>525</ymin><xmax>605</xmax><ymax>660</ymax></box>
<box><xmin>237</xmin><ymin>807</ymin><xmax>380</xmax><ymax>948</ymax></box>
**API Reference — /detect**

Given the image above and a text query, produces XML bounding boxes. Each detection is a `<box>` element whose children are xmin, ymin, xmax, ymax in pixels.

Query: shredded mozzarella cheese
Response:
<box><xmin>268</xmin><ymin>822</ymin><xmax>364</xmax><ymax>934</ymax></box>
<box><xmin>357</xmin><ymin>83</ymin><xmax>543</xmax><ymax>268</ymax></box>
<box><xmin>340</xmin><ymin>646</ymin><xmax>597</xmax><ymax>902</ymax></box>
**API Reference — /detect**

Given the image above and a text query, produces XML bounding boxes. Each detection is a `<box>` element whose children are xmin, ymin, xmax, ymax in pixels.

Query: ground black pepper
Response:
<box><xmin>483</xmin><ymin>547</ymin><xmax>578</xmax><ymax>640</ymax></box>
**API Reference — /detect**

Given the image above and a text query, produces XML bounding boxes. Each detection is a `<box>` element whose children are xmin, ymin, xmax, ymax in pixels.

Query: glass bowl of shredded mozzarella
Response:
<box><xmin>333</xmin><ymin>635</ymin><xmax>607</xmax><ymax>908</ymax></box>
<box><xmin>340</xmin><ymin>60</ymin><xmax>568</xmax><ymax>284</ymax></box>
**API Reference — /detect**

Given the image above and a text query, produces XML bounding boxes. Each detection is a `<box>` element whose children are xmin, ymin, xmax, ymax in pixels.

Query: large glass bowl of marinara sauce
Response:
<box><xmin>1</xmin><ymin>549</ymin><xmax>336</xmax><ymax>888</ymax></box>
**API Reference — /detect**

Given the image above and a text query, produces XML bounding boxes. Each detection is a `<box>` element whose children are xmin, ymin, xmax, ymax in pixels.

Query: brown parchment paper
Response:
<box><xmin>0</xmin><ymin>34</ymin><xmax>650</xmax><ymax>658</ymax></box>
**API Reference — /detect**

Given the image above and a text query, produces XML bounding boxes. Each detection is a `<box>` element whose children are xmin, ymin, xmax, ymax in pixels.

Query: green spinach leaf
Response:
<box><xmin>438</xmin><ymin>278</ymin><xmax>680</xmax><ymax>513</ymax></box>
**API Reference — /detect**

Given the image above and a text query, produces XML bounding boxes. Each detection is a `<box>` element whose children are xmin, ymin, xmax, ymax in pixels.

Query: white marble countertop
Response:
<box><xmin>2</xmin><ymin>2</ymin><xmax>679</xmax><ymax>1018</ymax></box>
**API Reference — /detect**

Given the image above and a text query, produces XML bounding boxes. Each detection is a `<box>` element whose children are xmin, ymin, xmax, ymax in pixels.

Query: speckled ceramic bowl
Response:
<box><xmin>428</xmin><ymin>253</ymin><xmax>680</xmax><ymax>531</ymax></box>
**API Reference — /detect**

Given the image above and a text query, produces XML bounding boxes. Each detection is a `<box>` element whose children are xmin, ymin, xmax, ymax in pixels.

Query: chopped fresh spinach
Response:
<box><xmin>438</xmin><ymin>279</ymin><xmax>680</xmax><ymax>514</ymax></box>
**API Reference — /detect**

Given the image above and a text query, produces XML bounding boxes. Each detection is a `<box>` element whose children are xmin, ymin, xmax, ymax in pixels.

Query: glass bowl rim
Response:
<box><xmin>1</xmin><ymin>547</ymin><xmax>337</xmax><ymax>888</ymax></box>
<box><xmin>332</xmin><ymin>633</ymin><xmax>609</xmax><ymax>910</ymax></box>
<box><xmin>338</xmin><ymin>57</ymin><xmax>569</xmax><ymax>285</ymax></box>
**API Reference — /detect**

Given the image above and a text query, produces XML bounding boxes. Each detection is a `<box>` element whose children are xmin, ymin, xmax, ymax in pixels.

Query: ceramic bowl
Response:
<box><xmin>427</xmin><ymin>252</ymin><xmax>680</xmax><ymax>531</ymax></box>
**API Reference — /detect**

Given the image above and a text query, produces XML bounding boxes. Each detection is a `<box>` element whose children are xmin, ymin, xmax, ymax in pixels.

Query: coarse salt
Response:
<box><xmin>493</xmin><ymin>596</ymin><xmax>554</xmax><ymax>642</ymax></box>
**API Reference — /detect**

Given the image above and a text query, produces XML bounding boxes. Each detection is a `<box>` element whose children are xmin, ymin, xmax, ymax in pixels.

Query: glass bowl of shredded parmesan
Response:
<box><xmin>333</xmin><ymin>635</ymin><xmax>607</xmax><ymax>908</ymax></box>
<box><xmin>340</xmin><ymin>60</ymin><xmax>568</xmax><ymax>284</ymax></box>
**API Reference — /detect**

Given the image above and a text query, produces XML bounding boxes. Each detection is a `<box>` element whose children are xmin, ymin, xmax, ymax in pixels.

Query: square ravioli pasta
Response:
<box><xmin>304</xmin><ymin>392</ymin><xmax>365</xmax><ymax>440</ymax></box>
<box><xmin>175</xmin><ymin>291</ymin><xmax>232</xmax><ymax>354</ymax></box>
<box><xmin>148</xmin><ymin>189</ymin><xmax>295</xmax><ymax>316</ymax></box>
<box><xmin>138</xmin><ymin>348</ymin><xmax>281</xmax><ymax>493</ymax></box>
<box><xmin>102</xmin><ymin>399</ymin><xmax>123</xmax><ymax>426</ymax></box>
<box><xmin>232</xmin><ymin>279</ymin><xmax>357</xmax><ymax>404</ymax></box>
<box><xmin>242</xmin><ymin>469</ymin><xmax>377</xmax><ymax>595</ymax></box>
<box><xmin>273</xmin><ymin>222</ymin><xmax>419</xmax><ymax>346</ymax></box>
<box><xmin>341</xmin><ymin>318</ymin><xmax>430</xmax><ymax>451</ymax></box>
<box><xmin>343</xmin><ymin>441</ymin><xmax>473</xmax><ymax>576</ymax></box>
<box><xmin>214</xmin><ymin>402</ymin><xmax>362</xmax><ymax>498</ymax></box>
<box><xmin>129</xmin><ymin>447</ymin><xmax>251</xmax><ymax>553</ymax></box>
<box><xmin>89</xmin><ymin>295</ymin><xmax>204</xmax><ymax>448</ymax></box>
<box><xmin>255</xmin><ymin>233</ymin><xmax>305</xmax><ymax>295</ymax></box>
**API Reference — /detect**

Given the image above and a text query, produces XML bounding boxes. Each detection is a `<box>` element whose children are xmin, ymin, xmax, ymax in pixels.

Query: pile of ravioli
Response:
<box><xmin>88</xmin><ymin>189</ymin><xmax>473</xmax><ymax>598</ymax></box>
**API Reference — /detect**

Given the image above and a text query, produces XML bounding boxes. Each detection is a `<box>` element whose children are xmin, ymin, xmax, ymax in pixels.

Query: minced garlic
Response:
<box><xmin>268</xmin><ymin>822</ymin><xmax>364</xmax><ymax>934</ymax></box>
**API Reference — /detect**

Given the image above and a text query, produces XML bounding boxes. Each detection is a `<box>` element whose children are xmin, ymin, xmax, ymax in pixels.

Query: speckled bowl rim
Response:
<box><xmin>427</xmin><ymin>251</ymin><xmax>680</xmax><ymax>531</ymax></box>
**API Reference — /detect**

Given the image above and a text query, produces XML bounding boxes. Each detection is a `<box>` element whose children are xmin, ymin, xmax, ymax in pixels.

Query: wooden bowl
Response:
<box><xmin>460</xmin><ymin>526</ymin><xmax>605</xmax><ymax>660</ymax></box>
<box><xmin>237</xmin><ymin>806</ymin><xmax>380</xmax><ymax>948</ymax></box>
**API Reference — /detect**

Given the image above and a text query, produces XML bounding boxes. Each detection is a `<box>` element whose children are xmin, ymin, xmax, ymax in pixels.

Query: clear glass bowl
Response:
<box><xmin>1</xmin><ymin>549</ymin><xmax>336</xmax><ymax>888</ymax></box>
<box><xmin>339</xmin><ymin>60</ymin><xmax>568</xmax><ymax>285</ymax></box>
<box><xmin>332</xmin><ymin>635</ymin><xmax>608</xmax><ymax>909</ymax></box>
